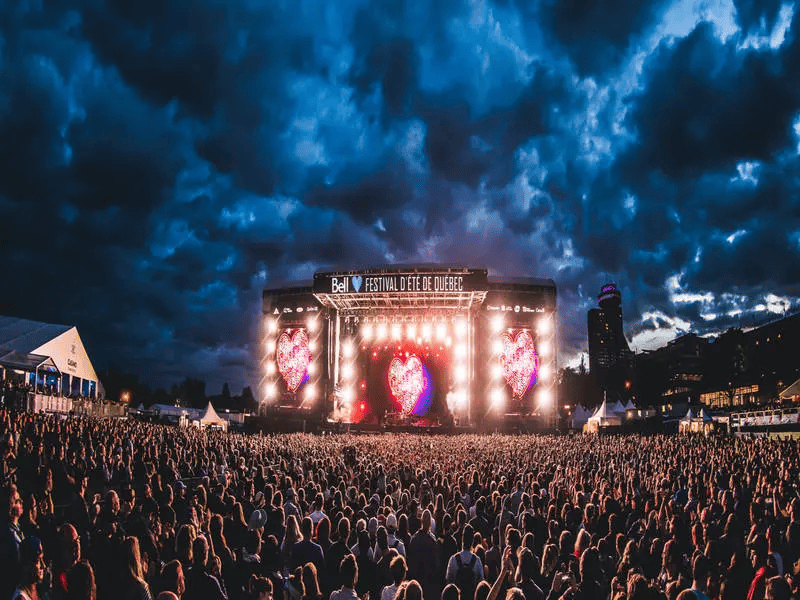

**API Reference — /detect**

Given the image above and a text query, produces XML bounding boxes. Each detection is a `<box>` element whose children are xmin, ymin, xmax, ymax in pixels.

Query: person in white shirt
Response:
<box><xmin>380</xmin><ymin>554</ymin><xmax>407</xmax><ymax>600</ymax></box>
<box><xmin>385</xmin><ymin>514</ymin><xmax>406</xmax><ymax>557</ymax></box>
<box><xmin>330</xmin><ymin>554</ymin><xmax>360</xmax><ymax>600</ymax></box>
<box><xmin>309</xmin><ymin>493</ymin><xmax>327</xmax><ymax>527</ymax></box>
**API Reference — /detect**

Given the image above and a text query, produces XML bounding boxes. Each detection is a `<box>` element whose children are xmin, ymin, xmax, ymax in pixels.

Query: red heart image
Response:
<box><xmin>276</xmin><ymin>329</ymin><xmax>312</xmax><ymax>393</ymax></box>
<box><xmin>388</xmin><ymin>355</ymin><xmax>425</xmax><ymax>413</ymax></box>
<box><xmin>500</xmin><ymin>330</ymin><xmax>538</xmax><ymax>398</ymax></box>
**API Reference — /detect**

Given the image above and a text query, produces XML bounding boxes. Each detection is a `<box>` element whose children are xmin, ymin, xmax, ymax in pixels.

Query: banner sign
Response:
<box><xmin>313</xmin><ymin>269</ymin><xmax>488</xmax><ymax>295</ymax></box>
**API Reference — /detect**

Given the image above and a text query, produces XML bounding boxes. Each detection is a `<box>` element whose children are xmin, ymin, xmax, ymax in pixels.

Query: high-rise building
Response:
<box><xmin>588</xmin><ymin>283</ymin><xmax>632</xmax><ymax>387</ymax></box>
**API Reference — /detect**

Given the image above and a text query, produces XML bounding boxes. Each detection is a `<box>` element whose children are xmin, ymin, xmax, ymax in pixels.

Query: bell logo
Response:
<box><xmin>331</xmin><ymin>277</ymin><xmax>349</xmax><ymax>293</ymax></box>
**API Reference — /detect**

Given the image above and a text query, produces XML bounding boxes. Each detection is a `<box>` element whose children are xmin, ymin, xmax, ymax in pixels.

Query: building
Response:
<box><xmin>588</xmin><ymin>283</ymin><xmax>632</xmax><ymax>390</ymax></box>
<box><xmin>0</xmin><ymin>316</ymin><xmax>104</xmax><ymax>398</ymax></box>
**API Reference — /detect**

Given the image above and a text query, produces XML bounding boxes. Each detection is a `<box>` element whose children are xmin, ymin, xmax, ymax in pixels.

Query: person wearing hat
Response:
<box><xmin>249</xmin><ymin>509</ymin><xmax>268</xmax><ymax>532</ymax></box>
<box><xmin>12</xmin><ymin>536</ymin><xmax>45</xmax><ymax>600</ymax></box>
<box><xmin>384</xmin><ymin>514</ymin><xmax>405</xmax><ymax>558</ymax></box>
<box><xmin>747</xmin><ymin>534</ymin><xmax>770</xmax><ymax>600</ymax></box>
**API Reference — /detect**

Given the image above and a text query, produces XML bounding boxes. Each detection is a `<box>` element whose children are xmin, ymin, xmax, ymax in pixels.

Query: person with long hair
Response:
<box><xmin>158</xmin><ymin>560</ymin><xmax>185</xmax><ymax>599</ymax></box>
<box><xmin>66</xmin><ymin>561</ymin><xmax>96</xmax><ymax>600</ymax></box>
<box><xmin>183</xmin><ymin>535</ymin><xmax>226</xmax><ymax>600</ymax></box>
<box><xmin>119</xmin><ymin>536</ymin><xmax>154</xmax><ymax>600</ymax></box>
<box><xmin>302</xmin><ymin>562</ymin><xmax>324</xmax><ymax>600</ymax></box>
<box><xmin>12</xmin><ymin>537</ymin><xmax>46</xmax><ymax>600</ymax></box>
<box><xmin>210</xmin><ymin>515</ymin><xmax>235</xmax><ymax>594</ymax></box>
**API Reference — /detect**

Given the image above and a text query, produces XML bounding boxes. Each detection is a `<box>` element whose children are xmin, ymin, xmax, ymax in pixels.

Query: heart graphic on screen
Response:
<box><xmin>500</xmin><ymin>330</ymin><xmax>538</xmax><ymax>398</ymax></box>
<box><xmin>351</xmin><ymin>275</ymin><xmax>363</xmax><ymax>292</ymax></box>
<box><xmin>388</xmin><ymin>355</ymin><xmax>425</xmax><ymax>413</ymax></box>
<box><xmin>276</xmin><ymin>329</ymin><xmax>312</xmax><ymax>393</ymax></box>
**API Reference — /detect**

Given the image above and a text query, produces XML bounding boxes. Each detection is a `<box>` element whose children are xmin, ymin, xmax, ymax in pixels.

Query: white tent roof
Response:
<box><xmin>199</xmin><ymin>402</ymin><xmax>226</xmax><ymax>425</ymax></box>
<box><xmin>591</xmin><ymin>400</ymin><xmax>623</xmax><ymax>419</ymax></box>
<box><xmin>698</xmin><ymin>408</ymin><xmax>713</xmax><ymax>422</ymax></box>
<box><xmin>609</xmin><ymin>401</ymin><xmax>626</xmax><ymax>414</ymax></box>
<box><xmin>0</xmin><ymin>316</ymin><xmax>103</xmax><ymax>396</ymax></box>
<box><xmin>681</xmin><ymin>408</ymin><xmax>695</xmax><ymax>422</ymax></box>
<box><xmin>622</xmin><ymin>400</ymin><xmax>634</xmax><ymax>411</ymax></box>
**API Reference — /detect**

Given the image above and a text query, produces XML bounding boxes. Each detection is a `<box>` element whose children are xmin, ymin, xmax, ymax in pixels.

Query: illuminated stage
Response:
<box><xmin>259</xmin><ymin>266</ymin><xmax>557</xmax><ymax>430</ymax></box>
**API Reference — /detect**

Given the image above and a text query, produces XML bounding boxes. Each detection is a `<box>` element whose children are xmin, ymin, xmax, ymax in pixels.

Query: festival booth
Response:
<box><xmin>679</xmin><ymin>408</ymin><xmax>715</xmax><ymax>434</ymax></box>
<box><xmin>585</xmin><ymin>400</ymin><xmax>624</xmax><ymax>432</ymax></box>
<box><xmin>0</xmin><ymin>316</ymin><xmax>104</xmax><ymax>399</ymax></box>
<box><xmin>194</xmin><ymin>402</ymin><xmax>228</xmax><ymax>431</ymax></box>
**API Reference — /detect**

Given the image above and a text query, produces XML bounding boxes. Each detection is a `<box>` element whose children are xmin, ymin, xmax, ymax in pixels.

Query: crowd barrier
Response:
<box><xmin>26</xmin><ymin>394</ymin><xmax>126</xmax><ymax>418</ymax></box>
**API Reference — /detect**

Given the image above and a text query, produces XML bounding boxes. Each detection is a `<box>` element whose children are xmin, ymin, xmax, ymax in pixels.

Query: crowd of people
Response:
<box><xmin>0</xmin><ymin>408</ymin><xmax>799</xmax><ymax>600</ymax></box>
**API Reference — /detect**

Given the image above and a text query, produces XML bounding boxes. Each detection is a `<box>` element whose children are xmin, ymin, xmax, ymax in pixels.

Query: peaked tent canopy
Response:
<box><xmin>682</xmin><ymin>409</ymin><xmax>695</xmax><ymax>422</ymax></box>
<box><xmin>198</xmin><ymin>402</ymin><xmax>228</xmax><ymax>430</ymax></box>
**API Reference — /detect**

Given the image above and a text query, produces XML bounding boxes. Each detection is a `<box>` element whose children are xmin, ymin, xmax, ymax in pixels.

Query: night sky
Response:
<box><xmin>2</xmin><ymin>0</ymin><xmax>800</xmax><ymax>394</ymax></box>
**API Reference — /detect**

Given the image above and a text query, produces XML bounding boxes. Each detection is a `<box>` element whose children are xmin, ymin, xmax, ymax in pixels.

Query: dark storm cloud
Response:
<box><xmin>4</xmin><ymin>0</ymin><xmax>800</xmax><ymax>392</ymax></box>
<box><xmin>535</xmin><ymin>0</ymin><xmax>671</xmax><ymax>76</ymax></box>
<box><xmin>732</xmin><ymin>0</ymin><xmax>786</xmax><ymax>33</ymax></box>
<box><xmin>620</xmin><ymin>22</ymin><xmax>800</xmax><ymax>180</ymax></box>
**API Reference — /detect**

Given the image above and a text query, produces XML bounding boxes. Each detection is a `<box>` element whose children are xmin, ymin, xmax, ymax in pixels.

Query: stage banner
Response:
<box><xmin>313</xmin><ymin>269</ymin><xmax>488</xmax><ymax>295</ymax></box>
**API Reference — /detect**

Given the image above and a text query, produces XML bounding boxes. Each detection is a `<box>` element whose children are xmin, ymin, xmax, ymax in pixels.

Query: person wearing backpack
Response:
<box><xmin>446</xmin><ymin>524</ymin><xmax>483</xmax><ymax>600</ymax></box>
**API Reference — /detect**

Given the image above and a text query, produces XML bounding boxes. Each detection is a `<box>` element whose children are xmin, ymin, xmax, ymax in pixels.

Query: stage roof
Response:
<box><xmin>312</xmin><ymin>266</ymin><xmax>489</xmax><ymax>311</ymax></box>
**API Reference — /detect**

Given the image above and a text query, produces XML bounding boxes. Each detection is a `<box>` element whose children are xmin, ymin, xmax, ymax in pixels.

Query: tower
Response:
<box><xmin>588</xmin><ymin>283</ymin><xmax>631</xmax><ymax>389</ymax></box>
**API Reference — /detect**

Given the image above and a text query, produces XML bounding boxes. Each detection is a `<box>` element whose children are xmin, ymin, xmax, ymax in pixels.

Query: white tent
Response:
<box><xmin>0</xmin><ymin>316</ymin><xmax>104</xmax><ymax>398</ymax></box>
<box><xmin>679</xmin><ymin>407</ymin><xmax>715</xmax><ymax>434</ymax></box>
<box><xmin>585</xmin><ymin>400</ymin><xmax>623</xmax><ymax>431</ymax></box>
<box><xmin>196</xmin><ymin>402</ymin><xmax>228</xmax><ymax>431</ymax></box>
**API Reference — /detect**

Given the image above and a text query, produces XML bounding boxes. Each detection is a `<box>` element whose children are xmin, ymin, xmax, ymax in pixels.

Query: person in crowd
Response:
<box><xmin>330</xmin><ymin>554</ymin><xmax>359</xmax><ymax>600</ymax></box>
<box><xmin>4</xmin><ymin>408</ymin><xmax>800</xmax><ymax>600</ymax></box>
<box><xmin>66</xmin><ymin>560</ymin><xmax>96</xmax><ymax>600</ymax></box>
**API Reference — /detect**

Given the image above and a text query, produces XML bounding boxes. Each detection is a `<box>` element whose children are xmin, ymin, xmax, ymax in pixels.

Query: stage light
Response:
<box><xmin>265</xmin><ymin>361</ymin><xmax>276</xmax><ymax>375</ymax></box>
<box><xmin>306</xmin><ymin>317</ymin><xmax>318</xmax><ymax>332</ymax></box>
<box><xmin>422</xmin><ymin>323</ymin><xmax>432</xmax><ymax>339</ymax></box>
<box><xmin>392</xmin><ymin>323</ymin><xmax>402</xmax><ymax>340</ymax></box>
<box><xmin>538</xmin><ymin>340</ymin><xmax>551</xmax><ymax>357</ymax></box>
<box><xmin>343</xmin><ymin>340</ymin><xmax>355</xmax><ymax>359</ymax></box>
<box><xmin>267</xmin><ymin>318</ymin><xmax>278</xmax><ymax>334</ymax></box>
<box><xmin>454</xmin><ymin>365</ymin><xmax>467</xmax><ymax>382</ymax></box>
<box><xmin>491</xmin><ymin>314</ymin><xmax>504</xmax><ymax>333</ymax></box>
<box><xmin>265</xmin><ymin>339</ymin><xmax>276</xmax><ymax>354</ymax></box>
<box><xmin>307</xmin><ymin>362</ymin><xmax>316</xmax><ymax>375</ymax></box>
<box><xmin>537</xmin><ymin>317</ymin><xmax>551</xmax><ymax>335</ymax></box>
<box><xmin>455</xmin><ymin>318</ymin><xmax>467</xmax><ymax>338</ymax></box>
<box><xmin>341</xmin><ymin>387</ymin><xmax>354</xmax><ymax>403</ymax></box>
<box><xmin>362</xmin><ymin>324</ymin><xmax>373</xmax><ymax>340</ymax></box>
<box><xmin>265</xmin><ymin>384</ymin><xmax>277</xmax><ymax>399</ymax></box>
<box><xmin>491</xmin><ymin>363</ymin><xmax>502</xmax><ymax>379</ymax></box>
<box><xmin>309</xmin><ymin>340</ymin><xmax>318</xmax><ymax>352</ymax></box>
<box><xmin>376</xmin><ymin>323</ymin><xmax>388</xmax><ymax>340</ymax></box>
<box><xmin>454</xmin><ymin>390</ymin><xmax>467</xmax><ymax>409</ymax></box>
<box><xmin>406</xmin><ymin>323</ymin><xmax>417</xmax><ymax>339</ymax></box>
<box><xmin>305</xmin><ymin>386</ymin><xmax>316</xmax><ymax>401</ymax></box>
<box><xmin>491</xmin><ymin>388</ymin><xmax>505</xmax><ymax>407</ymax></box>
<box><xmin>538</xmin><ymin>388</ymin><xmax>553</xmax><ymax>406</ymax></box>
<box><xmin>445</xmin><ymin>336</ymin><xmax>452</xmax><ymax>347</ymax></box>
<box><xmin>454</xmin><ymin>344</ymin><xmax>467</xmax><ymax>359</ymax></box>
<box><xmin>539</xmin><ymin>363</ymin><xmax>551</xmax><ymax>381</ymax></box>
<box><xmin>436</xmin><ymin>322</ymin><xmax>446</xmax><ymax>340</ymax></box>
<box><xmin>341</xmin><ymin>363</ymin><xmax>354</xmax><ymax>380</ymax></box>
<box><xmin>493</xmin><ymin>340</ymin><xmax>503</xmax><ymax>355</ymax></box>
